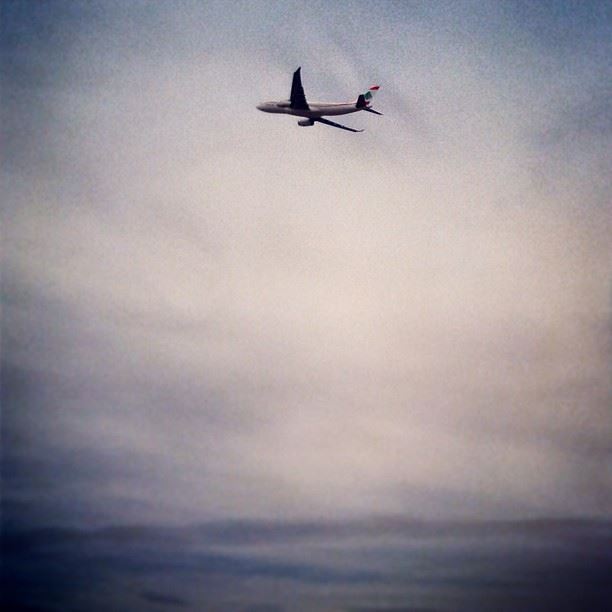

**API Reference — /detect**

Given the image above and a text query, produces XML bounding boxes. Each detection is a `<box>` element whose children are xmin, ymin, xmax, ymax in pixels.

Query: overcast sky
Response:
<box><xmin>2</xmin><ymin>0</ymin><xmax>611</xmax><ymax>529</ymax></box>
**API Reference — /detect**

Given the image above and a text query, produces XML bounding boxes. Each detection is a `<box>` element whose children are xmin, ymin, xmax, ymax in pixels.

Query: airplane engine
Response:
<box><xmin>297</xmin><ymin>119</ymin><xmax>314</xmax><ymax>127</ymax></box>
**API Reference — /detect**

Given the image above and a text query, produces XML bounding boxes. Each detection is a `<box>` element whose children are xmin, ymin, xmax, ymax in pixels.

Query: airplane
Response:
<box><xmin>256</xmin><ymin>67</ymin><xmax>382</xmax><ymax>133</ymax></box>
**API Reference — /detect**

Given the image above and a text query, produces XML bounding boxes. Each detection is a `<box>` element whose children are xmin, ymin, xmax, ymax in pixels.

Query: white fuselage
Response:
<box><xmin>256</xmin><ymin>100</ymin><xmax>360</xmax><ymax>118</ymax></box>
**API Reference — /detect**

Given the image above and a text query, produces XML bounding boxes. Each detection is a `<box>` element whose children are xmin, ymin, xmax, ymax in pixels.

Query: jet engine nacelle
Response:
<box><xmin>298</xmin><ymin>119</ymin><xmax>314</xmax><ymax>127</ymax></box>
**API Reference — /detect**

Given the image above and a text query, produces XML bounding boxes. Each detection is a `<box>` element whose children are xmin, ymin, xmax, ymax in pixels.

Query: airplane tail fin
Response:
<box><xmin>356</xmin><ymin>85</ymin><xmax>380</xmax><ymax>108</ymax></box>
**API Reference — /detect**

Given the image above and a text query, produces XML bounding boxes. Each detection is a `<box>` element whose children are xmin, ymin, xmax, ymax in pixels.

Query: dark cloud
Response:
<box><xmin>140</xmin><ymin>591</ymin><xmax>189</xmax><ymax>607</ymax></box>
<box><xmin>3</xmin><ymin>519</ymin><xmax>610</xmax><ymax>611</ymax></box>
<box><xmin>347</xmin><ymin>608</ymin><xmax>439</xmax><ymax>612</ymax></box>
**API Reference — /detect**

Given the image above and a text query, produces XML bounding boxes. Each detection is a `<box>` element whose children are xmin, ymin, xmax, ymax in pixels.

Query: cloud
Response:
<box><xmin>2</xmin><ymin>1</ymin><xmax>611</xmax><ymax>528</ymax></box>
<box><xmin>5</xmin><ymin>519</ymin><xmax>610</xmax><ymax>611</ymax></box>
<box><xmin>347</xmin><ymin>608</ymin><xmax>439</xmax><ymax>612</ymax></box>
<box><xmin>140</xmin><ymin>592</ymin><xmax>190</xmax><ymax>607</ymax></box>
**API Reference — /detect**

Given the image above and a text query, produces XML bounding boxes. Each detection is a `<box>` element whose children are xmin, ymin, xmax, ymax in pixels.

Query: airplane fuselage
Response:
<box><xmin>256</xmin><ymin>101</ymin><xmax>360</xmax><ymax>118</ymax></box>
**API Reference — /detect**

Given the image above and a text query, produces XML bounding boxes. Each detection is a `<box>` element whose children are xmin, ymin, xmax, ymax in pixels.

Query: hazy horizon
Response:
<box><xmin>4</xmin><ymin>516</ymin><xmax>611</xmax><ymax>611</ymax></box>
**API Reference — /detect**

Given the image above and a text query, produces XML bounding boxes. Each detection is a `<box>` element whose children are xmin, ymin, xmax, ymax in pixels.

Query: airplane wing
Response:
<box><xmin>315</xmin><ymin>117</ymin><xmax>364</xmax><ymax>133</ymax></box>
<box><xmin>290</xmin><ymin>67</ymin><xmax>309</xmax><ymax>110</ymax></box>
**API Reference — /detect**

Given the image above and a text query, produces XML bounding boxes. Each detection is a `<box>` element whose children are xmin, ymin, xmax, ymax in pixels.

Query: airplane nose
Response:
<box><xmin>256</xmin><ymin>103</ymin><xmax>265</xmax><ymax>111</ymax></box>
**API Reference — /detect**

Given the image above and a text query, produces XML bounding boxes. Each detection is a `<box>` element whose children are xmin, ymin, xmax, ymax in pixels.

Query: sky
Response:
<box><xmin>2</xmin><ymin>0</ymin><xmax>611</xmax><ymax>530</ymax></box>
